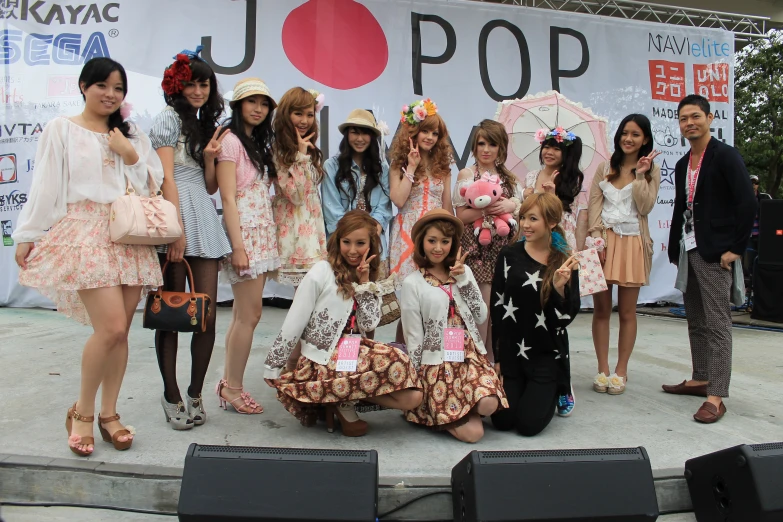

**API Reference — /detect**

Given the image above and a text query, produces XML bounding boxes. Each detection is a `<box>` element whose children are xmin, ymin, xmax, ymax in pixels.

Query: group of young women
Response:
<box><xmin>12</xmin><ymin>53</ymin><xmax>661</xmax><ymax>456</ymax></box>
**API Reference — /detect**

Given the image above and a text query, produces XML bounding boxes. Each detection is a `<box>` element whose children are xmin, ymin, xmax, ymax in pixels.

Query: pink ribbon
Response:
<box><xmin>480</xmin><ymin>171</ymin><xmax>500</xmax><ymax>184</ymax></box>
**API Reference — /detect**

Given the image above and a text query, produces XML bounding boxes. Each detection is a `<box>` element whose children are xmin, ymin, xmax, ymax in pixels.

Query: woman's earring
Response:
<box><xmin>495</xmin><ymin>158</ymin><xmax>501</xmax><ymax>166</ymax></box>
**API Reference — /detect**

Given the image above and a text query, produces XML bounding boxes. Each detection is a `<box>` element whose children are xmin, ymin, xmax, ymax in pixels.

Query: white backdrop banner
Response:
<box><xmin>0</xmin><ymin>0</ymin><xmax>734</xmax><ymax>308</ymax></box>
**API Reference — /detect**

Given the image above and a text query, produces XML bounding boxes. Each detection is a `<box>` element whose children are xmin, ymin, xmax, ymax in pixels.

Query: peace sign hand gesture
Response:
<box><xmin>357</xmin><ymin>250</ymin><xmax>377</xmax><ymax>284</ymax></box>
<box><xmin>636</xmin><ymin>150</ymin><xmax>662</xmax><ymax>176</ymax></box>
<box><xmin>449</xmin><ymin>247</ymin><xmax>469</xmax><ymax>278</ymax></box>
<box><xmin>407</xmin><ymin>138</ymin><xmax>421</xmax><ymax>172</ymax></box>
<box><xmin>541</xmin><ymin>171</ymin><xmax>559</xmax><ymax>193</ymax></box>
<box><xmin>553</xmin><ymin>255</ymin><xmax>579</xmax><ymax>294</ymax></box>
<box><xmin>297</xmin><ymin>132</ymin><xmax>316</xmax><ymax>156</ymax></box>
<box><xmin>204</xmin><ymin>127</ymin><xmax>227</xmax><ymax>162</ymax></box>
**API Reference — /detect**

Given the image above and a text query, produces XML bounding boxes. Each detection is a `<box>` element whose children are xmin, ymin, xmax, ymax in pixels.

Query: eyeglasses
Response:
<box><xmin>752</xmin><ymin>181</ymin><xmax>759</xmax><ymax>185</ymax></box>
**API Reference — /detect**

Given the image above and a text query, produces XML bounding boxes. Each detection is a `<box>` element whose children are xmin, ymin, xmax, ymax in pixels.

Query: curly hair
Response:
<box><xmin>389</xmin><ymin>113</ymin><xmax>452</xmax><ymax>181</ymax></box>
<box><xmin>512</xmin><ymin>193</ymin><xmax>570</xmax><ymax>307</ymax></box>
<box><xmin>472</xmin><ymin>119</ymin><xmax>517</xmax><ymax>197</ymax></box>
<box><xmin>273</xmin><ymin>87</ymin><xmax>324</xmax><ymax>182</ymax></box>
<box><xmin>327</xmin><ymin>210</ymin><xmax>381</xmax><ymax>299</ymax></box>
<box><xmin>162</xmin><ymin>58</ymin><xmax>224</xmax><ymax>168</ymax></box>
<box><xmin>412</xmin><ymin>219</ymin><xmax>461</xmax><ymax>270</ymax></box>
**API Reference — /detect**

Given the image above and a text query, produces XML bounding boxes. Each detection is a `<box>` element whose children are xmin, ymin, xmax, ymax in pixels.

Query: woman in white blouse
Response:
<box><xmin>401</xmin><ymin>209</ymin><xmax>506</xmax><ymax>443</ymax></box>
<box><xmin>13</xmin><ymin>58</ymin><xmax>165</xmax><ymax>457</ymax></box>
<box><xmin>264</xmin><ymin>210</ymin><xmax>421</xmax><ymax>436</ymax></box>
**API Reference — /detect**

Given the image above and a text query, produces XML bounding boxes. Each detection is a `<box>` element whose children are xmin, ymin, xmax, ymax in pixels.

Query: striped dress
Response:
<box><xmin>149</xmin><ymin>107</ymin><xmax>231</xmax><ymax>259</ymax></box>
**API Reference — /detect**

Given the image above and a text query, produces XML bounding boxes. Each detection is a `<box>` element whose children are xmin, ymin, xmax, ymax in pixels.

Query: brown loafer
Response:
<box><xmin>693</xmin><ymin>401</ymin><xmax>726</xmax><ymax>423</ymax></box>
<box><xmin>661</xmin><ymin>380</ymin><xmax>708</xmax><ymax>397</ymax></box>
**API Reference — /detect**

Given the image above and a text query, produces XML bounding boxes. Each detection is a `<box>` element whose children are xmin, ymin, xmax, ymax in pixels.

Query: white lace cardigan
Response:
<box><xmin>400</xmin><ymin>266</ymin><xmax>487</xmax><ymax>369</ymax></box>
<box><xmin>263</xmin><ymin>260</ymin><xmax>394</xmax><ymax>379</ymax></box>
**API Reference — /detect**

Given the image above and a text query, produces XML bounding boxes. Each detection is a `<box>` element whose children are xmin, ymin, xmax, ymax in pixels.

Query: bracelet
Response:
<box><xmin>402</xmin><ymin>166</ymin><xmax>416</xmax><ymax>184</ymax></box>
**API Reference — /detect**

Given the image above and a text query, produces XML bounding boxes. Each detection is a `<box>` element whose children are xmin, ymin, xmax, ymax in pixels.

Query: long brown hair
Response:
<box><xmin>389</xmin><ymin>113</ymin><xmax>453</xmax><ymax>181</ymax></box>
<box><xmin>412</xmin><ymin>219</ymin><xmax>461</xmax><ymax>270</ymax></box>
<box><xmin>273</xmin><ymin>87</ymin><xmax>324</xmax><ymax>182</ymax></box>
<box><xmin>513</xmin><ymin>193</ymin><xmax>570</xmax><ymax>307</ymax></box>
<box><xmin>327</xmin><ymin>210</ymin><xmax>381</xmax><ymax>299</ymax></box>
<box><xmin>472</xmin><ymin>119</ymin><xmax>516</xmax><ymax>197</ymax></box>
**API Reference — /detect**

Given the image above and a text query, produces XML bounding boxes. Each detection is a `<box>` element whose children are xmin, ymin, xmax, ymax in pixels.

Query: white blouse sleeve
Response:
<box><xmin>12</xmin><ymin>118</ymin><xmax>69</xmax><ymax>243</ymax></box>
<box><xmin>452</xmin><ymin>177</ymin><xmax>474</xmax><ymax>208</ymax></box>
<box><xmin>123</xmin><ymin>126</ymin><xmax>164</xmax><ymax>194</ymax></box>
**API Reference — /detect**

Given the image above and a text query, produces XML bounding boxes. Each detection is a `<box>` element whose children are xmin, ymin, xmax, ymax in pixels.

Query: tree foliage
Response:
<box><xmin>735</xmin><ymin>30</ymin><xmax>783</xmax><ymax>197</ymax></box>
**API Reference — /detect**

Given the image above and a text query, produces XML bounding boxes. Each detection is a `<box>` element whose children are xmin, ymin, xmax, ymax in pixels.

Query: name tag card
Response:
<box><xmin>443</xmin><ymin>327</ymin><xmax>465</xmax><ymax>363</ymax></box>
<box><xmin>684</xmin><ymin>229</ymin><xmax>697</xmax><ymax>251</ymax></box>
<box><xmin>336</xmin><ymin>335</ymin><xmax>361</xmax><ymax>372</ymax></box>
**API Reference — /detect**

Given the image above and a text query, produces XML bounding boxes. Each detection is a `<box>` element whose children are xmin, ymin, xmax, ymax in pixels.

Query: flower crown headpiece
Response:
<box><xmin>307</xmin><ymin>88</ymin><xmax>326</xmax><ymax>113</ymax></box>
<box><xmin>161</xmin><ymin>45</ymin><xmax>204</xmax><ymax>96</ymax></box>
<box><xmin>400</xmin><ymin>98</ymin><xmax>438</xmax><ymax>125</ymax></box>
<box><xmin>535</xmin><ymin>126</ymin><xmax>577</xmax><ymax>146</ymax></box>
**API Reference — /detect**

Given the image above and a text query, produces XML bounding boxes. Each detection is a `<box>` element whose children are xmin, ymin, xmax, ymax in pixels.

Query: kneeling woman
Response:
<box><xmin>401</xmin><ymin>209</ymin><xmax>506</xmax><ymax>443</ymax></box>
<box><xmin>264</xmin><ymin>210</ymin><xmax>422</xmax><ymax>436</ymax></box>
<box><xmin>490</xmin><ymin>193</ymin><xmax>580</xmax><ymax>436</ymax></box>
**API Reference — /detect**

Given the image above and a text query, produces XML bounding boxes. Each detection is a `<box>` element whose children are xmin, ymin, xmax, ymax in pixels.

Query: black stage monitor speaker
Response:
<box><xmin>451</xmin><ymin>448</ymin><xmax>659</xmax><ymax>522</ymax></box>
<box><xmin>685</xmin><ymin>442</ymin><xmax>783</xmax><ymax>522</ymax></box>
<box><xmin>752</xmin><ymin>263</ymin><xmax>783</xmax><ymax>323</ymax></box>
<box><xmin>178</xmin><ymin>444</ymin><xmax>378</xmax><ymax>521</ymax></box>
<box><xmin>758</xmin><ymin>199</ymin><xmax>783</xmax><ymax>266</ymax></box>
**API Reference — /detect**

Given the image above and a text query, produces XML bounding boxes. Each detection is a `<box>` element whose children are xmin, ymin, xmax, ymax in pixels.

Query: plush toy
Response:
<box><xmin>459</xmin><ymin>172</ymin><xmax>516</xmax><ymax>246</ymax></box>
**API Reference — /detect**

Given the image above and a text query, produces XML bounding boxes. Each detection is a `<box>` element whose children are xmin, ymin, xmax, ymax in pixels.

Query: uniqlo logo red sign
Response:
<box><xmin>649</xmin><ymin>60</ymin><xmax>686</xmax><ymax>102</ymax></box>
<box><xmin>693</xmin><ymin>63</ymin><xmax>729</xmax><ymax>102</ymax></box>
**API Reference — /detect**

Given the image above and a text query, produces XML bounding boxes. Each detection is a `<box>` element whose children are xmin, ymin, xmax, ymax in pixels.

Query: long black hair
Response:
<box><xmin>538</xmin><ymin>136</ymin><xmax>584</xmax><ymax>213</ymax></box>
<box><xmin>79</xmin><ymin>57</ymin><xmax>132</xmax><ymax>137</ymax></box>
<box><xmin>163</xmin><ymin>58</ymin><xmax>224</xmax><ymax>168</ymax></box>
<box><xmin>335</xmin><ymin>126</ymin><xmax>386</xmax><ymax>212</ymax></box>
<box><xmin>220</xmin><ymin>96</ymin><xmax>277</xmax><ymax>180</ymax></box>
<box><xmin>609</xmin><ymin>114</ymin><xmax>654</xmax><ymax>183</ymax></box>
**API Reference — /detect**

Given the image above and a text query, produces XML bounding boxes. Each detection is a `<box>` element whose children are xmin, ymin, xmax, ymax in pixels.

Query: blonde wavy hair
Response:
<box><xmin>389</xmin><ymin>113</ymin><xmax>453</xmax><ymax>181</ymax></box>
<box><xmin>327</xmin><ymin>210</ymin><xmax>381</xmax><ymax>299</ymax></box>
<box><xmin>473</xmin><ymin>119</ymin><xmax>517</xmax><ymax>198</ymax></box>
<box><xmin>273</xmin><ymin>87</ymin><xmax>324</xmax><ymax>182</ymax></box>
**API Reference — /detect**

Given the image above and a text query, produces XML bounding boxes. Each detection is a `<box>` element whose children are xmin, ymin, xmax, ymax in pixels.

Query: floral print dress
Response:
<box><xmin>273</xmin><ymin>152</ymin><xmax>327</xmax><ymax>286</ymax></box>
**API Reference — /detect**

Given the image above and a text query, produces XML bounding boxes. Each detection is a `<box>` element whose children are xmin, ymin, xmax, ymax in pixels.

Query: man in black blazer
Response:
<box><xmin>662</xmin><ymin>94</ymin><xmax>756</xmax><ymax>424</ymax></box>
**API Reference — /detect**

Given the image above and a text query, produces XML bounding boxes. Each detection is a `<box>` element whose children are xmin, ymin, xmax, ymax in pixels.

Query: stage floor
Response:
<box><xmin>1</xmin><ymin>306</ymin><xmax>781</xmax><ymax>478</ymax></box>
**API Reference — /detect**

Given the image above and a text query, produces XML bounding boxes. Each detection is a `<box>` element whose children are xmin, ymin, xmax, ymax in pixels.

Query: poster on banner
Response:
<box><xmin>0</xmin><ymin>0</ymin><xmax>733</xmax><ymax>309</ymax></box>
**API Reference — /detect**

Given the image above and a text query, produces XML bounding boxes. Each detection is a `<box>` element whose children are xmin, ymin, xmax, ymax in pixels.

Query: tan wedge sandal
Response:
<box><xmin>97</xmin><ymin>413</ymin><xmax>134</xmax><ymax>451</ymax></box>
<box><xmin>65</xmin><ymin>403</ymin><xmax>95</xmax><ymax>457</ymax></box>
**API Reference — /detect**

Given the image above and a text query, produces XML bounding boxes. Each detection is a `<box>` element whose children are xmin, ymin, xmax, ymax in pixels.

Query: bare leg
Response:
<box><xmin>478</xmin><ymin>283</ymin><xmax>492</xmax><ymax>363</ymax></box>
<box><xmin>592</xmin><ymin>286</ymin><xmax>613</xmax><ymax>376</ymax></box>
<box><xmin>98</xmin><ymin>285</ymin><xmax>142</xmax><ymax>443</ymax></box>
<box><xmin>447</xmin><ymin>412</ymin><xmax>485</xmax><ymax>443</ymax></box>
<box><xmin>614</xmin><ymin>286</ymin><xmax>641</xmax><ymax>379</ymax></box>
<box><xmin>222</xmin><ymin>276</ymin><xmax>266</xmax><ymax>413</ymax></box>
<box><xmin>72</xmin><ymin>286</ymin><xmax>135</xmax><ymax>453</ymax></box>
<box><xmin>363</xmin><ymin>389</ymin><xmax>423</xmax><ymax>411</ymax></box>
<box><xmin>475</xmin><ymin>395</ymin><xmax>499</xmax><ymax>417</ymax></box>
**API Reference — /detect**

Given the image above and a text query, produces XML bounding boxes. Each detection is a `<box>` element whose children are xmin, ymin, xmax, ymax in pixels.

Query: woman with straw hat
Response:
<box><xmin>323</xmin><ymin>109</ymin><xmax>392</xmax><ymax>278</ymax></box>
<box><xmin>214</xmin><ymin>78</ymin><xmax>281</xmax><ymax>415</ymax></box>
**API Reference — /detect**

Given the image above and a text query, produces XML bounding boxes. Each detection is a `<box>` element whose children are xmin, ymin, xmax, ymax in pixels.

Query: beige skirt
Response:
<box><xmin>603</xmin><ymin>229</ymin><xmax>646</xmax><ymax>287</ymax></box>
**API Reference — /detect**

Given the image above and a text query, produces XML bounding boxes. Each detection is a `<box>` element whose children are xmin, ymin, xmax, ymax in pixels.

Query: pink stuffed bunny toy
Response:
<box><xmin>459</xmin><ymin>172</ymin><xmax>516</xmax><ymax>246</ymax></box>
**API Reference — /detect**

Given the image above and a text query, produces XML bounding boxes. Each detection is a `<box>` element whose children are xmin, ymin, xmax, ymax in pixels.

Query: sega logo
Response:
<box><xmin>1</xmin><ymin>29</ymin><xmax>110</xmax><ymax>66</ymax></box>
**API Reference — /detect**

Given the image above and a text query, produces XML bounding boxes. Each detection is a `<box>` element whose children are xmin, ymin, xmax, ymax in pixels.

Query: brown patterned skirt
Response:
<box><xmin>405</xmin><ymin>338</ymin><xmax>507</xmax><ymax>430</ymax></box>
<box><xmin>267</xmin><ymin>338</ymin><xmax>421</xmax><ymax>424</ymax></box>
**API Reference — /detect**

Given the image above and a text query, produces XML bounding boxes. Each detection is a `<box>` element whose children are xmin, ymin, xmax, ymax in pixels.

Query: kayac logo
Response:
<box><xmin>0</xmin><ymin>2</ymin><xmax>119</xmax><ymax>25</ymax></box>
<box><xmin>0</xmin><ymin>190</ymin><xmax>27</xmax><ymax>211</ymax></box>
<box><xmin>1</xmin><ymin>219</ymin><xmax>12</xmax><ymax>246</ymax></box>
<box><xmin>0</xmin><ymin>153</ymin><xmax>17</xmax><ymax>184</ymax></box>
<box><xmin>1</xmin><ymin>29</ymin><xmax>111</xmax><ymax>66</ymax></box>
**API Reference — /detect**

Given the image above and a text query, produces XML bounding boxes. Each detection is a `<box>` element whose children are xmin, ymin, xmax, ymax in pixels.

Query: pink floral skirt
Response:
<box><xmin>18</xmin><ymin>201</ymin><xmax>163</xmax><ymax>325</ymax></box>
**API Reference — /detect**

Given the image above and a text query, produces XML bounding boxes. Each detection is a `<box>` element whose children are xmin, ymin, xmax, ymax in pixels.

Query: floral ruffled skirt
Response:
<box><xmin>266</xmin><ymin>338</ymin><xmax>420</xmax><ymax>425</ymax></box>
<box><xmin>18</xmin><ymin>201</ymin><xmax>163</xmax><ymax>325</ymax></box>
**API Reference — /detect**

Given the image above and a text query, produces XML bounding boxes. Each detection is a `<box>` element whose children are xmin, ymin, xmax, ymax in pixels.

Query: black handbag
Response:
<box><xmin>143</xmin><ymin>259</ymin><xmax>211</xmax><ymax>333</ymax></box>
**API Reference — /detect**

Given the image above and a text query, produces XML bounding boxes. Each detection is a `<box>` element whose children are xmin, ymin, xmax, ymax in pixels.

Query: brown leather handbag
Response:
<box><xmin>143</xmin><ymin>259</ymin><xmax>211</xmax><ymax>333</ymax></box>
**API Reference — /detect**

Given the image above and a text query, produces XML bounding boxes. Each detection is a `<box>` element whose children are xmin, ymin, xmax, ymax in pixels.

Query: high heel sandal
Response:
<box><xmin>325</xmin><ymin>402</ymin><xmax>368</xmax><ymax>437</ymax></box>
<box><xmin>161</xmin><ymin>395</ymin><xmax>194</xmax><ymax>430</ymax></box>
<box><xmin>186</xmin><ymin>393</ymin><xmax>207</xmax><ymax>426</ymax></box>
<box><xmin>216</xmin><ymin>379</ymin><xmax>263</xmax><ymax>414</ymax></box>
<box><xmin>65</xmin><ymin>403</ymin><xmax>95</xmax><ymax>457</ymax></box>
<box><xmin>97</xmin><ymin>413</ymin><xmax>134</xmax><ymax>451</ymax></box>
<box><xmin>607</xmin><ymin>373</ymin><xmax>627</xmax><ymax>395</ymax></box>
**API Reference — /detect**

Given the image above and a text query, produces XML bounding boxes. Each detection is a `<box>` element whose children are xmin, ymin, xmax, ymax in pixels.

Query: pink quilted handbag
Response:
<box><xmin>110</xmin><ymin>172</ymin><xmax>182</xmax><ymax>245</ymax></box>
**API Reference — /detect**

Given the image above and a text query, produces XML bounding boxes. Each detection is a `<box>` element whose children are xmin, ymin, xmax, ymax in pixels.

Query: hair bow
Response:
<box><xmin>174</xmin><ymin>45</ymin><xmax>203</xmax><ymax>60</ymax></box>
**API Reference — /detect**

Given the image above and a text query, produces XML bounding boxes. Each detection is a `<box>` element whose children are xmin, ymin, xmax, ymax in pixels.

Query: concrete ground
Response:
<box><xmin>0</xmin><ymin>306</ymin><xmax>781</xmax><ymax>478</ymax></box>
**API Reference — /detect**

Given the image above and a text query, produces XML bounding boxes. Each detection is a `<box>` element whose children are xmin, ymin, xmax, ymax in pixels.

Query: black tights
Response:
<box><xmin>491</xmin><ymin>357</ymin><xmax>559</xmax><ymax>437</ymax></box>
<box><xmin>155</xmin><ymin>254</ymin><xmax>219</xmax><ymax>403</ymax></box>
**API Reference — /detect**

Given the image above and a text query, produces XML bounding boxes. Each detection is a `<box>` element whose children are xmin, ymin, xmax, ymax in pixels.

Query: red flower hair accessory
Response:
<box><xmin>161</xmin><ymin>53</ymin><xmax>193</xmax><ymax>96</ymax></box>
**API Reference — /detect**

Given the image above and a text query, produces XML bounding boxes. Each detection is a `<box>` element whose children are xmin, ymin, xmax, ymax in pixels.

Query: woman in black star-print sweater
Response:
<box><xmin>490</xmin><ymin>193</ymin><xmax>580</xmax><ymax>436</ymax></box>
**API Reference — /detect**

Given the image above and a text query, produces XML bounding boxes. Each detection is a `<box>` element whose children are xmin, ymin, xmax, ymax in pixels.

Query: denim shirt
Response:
<box><xmin>322</xmin><ymin>156</ymin><xmax>392</xmax><ymax>259</ymax></box>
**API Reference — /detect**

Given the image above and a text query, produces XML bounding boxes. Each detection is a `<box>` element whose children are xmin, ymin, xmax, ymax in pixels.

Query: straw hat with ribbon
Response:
<box><xmin>411</xmin><ymin>208</ymin><xmax>464</xmax><ymax>242</ymax></box>
<box><xmin>227</xmin><ymin>78</ymin><xmax>277</xmax><ymax>109</ymax></box>
<box><xmin>338</xmin><ymin>108</ymin><xmax>380</xmax><ymax>136</ymax></box>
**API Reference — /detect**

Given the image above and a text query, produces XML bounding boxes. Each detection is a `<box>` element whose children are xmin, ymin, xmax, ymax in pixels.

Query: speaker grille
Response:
<box><xmin>192</xmin><ymin>445</ymin><xmax>375</xmax><ymax>462</ymax></box>
<box><xmin>477</xmin><ymin>448</ymin><xmax>645</xmax><ymax>464</ymax></box>
<box><xmin>750</xmin><ymin>442</ymin><xmax>783</xmax><ymax>452</ymax></box>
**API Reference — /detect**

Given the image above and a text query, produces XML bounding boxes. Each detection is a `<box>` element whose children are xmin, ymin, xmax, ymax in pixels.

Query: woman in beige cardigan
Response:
<box><xmin>588</xmin><ymin>114</ymin><xmax>661</xmax><ymax>395</ymax></box>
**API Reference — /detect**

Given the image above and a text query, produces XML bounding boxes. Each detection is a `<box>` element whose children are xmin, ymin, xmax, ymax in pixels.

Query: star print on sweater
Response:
<box><xmin>521</xmin><ymin>270</ymin><xmax>543</xmax><ymax>291</ymax></box>
<box><xmin>535</xmin><ymin>311</ymin><xmax>547</xmax><ymax>330</ymax></box>
<box><xmin>502</xmin><ymin>297</ymin><xmax>519</xmax><ymax>322</ymax></box>
<box><xmin>517</xmin><ymin>339</ymin><xmax>533</xmax><ymax>359</ymax></box>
